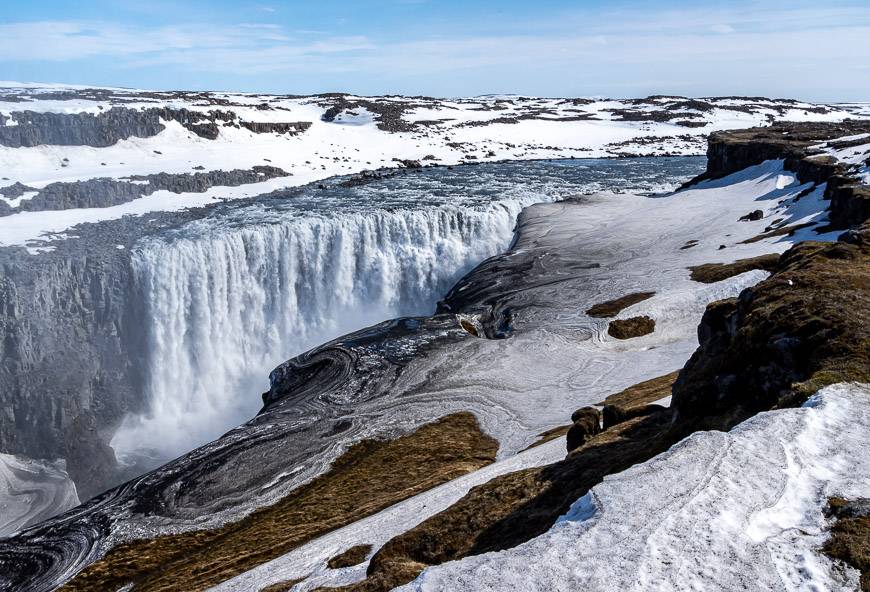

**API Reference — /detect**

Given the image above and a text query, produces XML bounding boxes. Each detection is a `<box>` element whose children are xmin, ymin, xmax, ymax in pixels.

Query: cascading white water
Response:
<box><xmin>112</xmin><ymin>197</ymin><xmax>541</xmax><ymax>459</ymax></box>
<box><xmin>110</xmin><ymin>157</ymin><xmax>707</xmax><ymax>462</ymax></box>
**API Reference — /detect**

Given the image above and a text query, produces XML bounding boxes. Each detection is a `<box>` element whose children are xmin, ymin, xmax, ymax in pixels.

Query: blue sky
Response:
<box><xmin>1</xmin><ymin>0</ymin><xmax>869</xmax><ymax>100</ymax></box>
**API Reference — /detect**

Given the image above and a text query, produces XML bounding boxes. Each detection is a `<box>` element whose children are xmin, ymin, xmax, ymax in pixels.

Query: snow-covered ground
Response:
<box><xmin>399</xmin><ymin>383</ymin><xmax>870</xmax><ymax>592</ymax></box>
<box><xmin>811</xmin><ymin>132</ymin><xmax>870</xmax><ymax>185</ymax></box>
<box><xmin>0</xmin><ymin>83</ymin><xmax>860</xmax><ymax>250</ymax></box>
<box><xmin>0</xmin><ymin>454</ymin><xmax>79</xmax><ymax>538</ymax></box>
<box><xmin>204</xmin><ymin>160</ymin><xmax>849</xmax><ymax>592</ymax></box>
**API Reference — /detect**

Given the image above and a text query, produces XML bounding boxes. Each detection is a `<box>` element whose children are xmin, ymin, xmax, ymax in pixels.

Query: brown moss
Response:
<box><xmin>673</xmin><ymin>237</ymin><xmax>870</xmax><ymax>422</ymax></box>
<box><xmin>522</xmin><ymin>425</ymin><xmax>572</xmax><ymax>451</ymax></box>
<box><xmin>328</xmin><ymin>544</ymin><xmax>373</xmax><ymax>569</ymax></box>
<box><xmin>688</xmin><ymin>254</ymin><xmax>780</xmax><ymax>283</ymax></box>
<box><xmin>585</xmin><ymin>291</ymin><xmax>655</xmax><ymax>318</ymax></box>
<box><xmin>319</xmin><ymin>410</ymin><xmax>678</xmax><ymax>592</ymax></box>
<box><xmin>823</xmin><ymin>498</ymin><xmax>870</xmax><ymax>591</ymax></box>
<box><xmin>607</xmin><ymin>316</ymin><xmax>655</xmax><ymax>339</ymax></box>
<box><xmin>62</xmin><ymin>413</ymin><xmax>498</xmax><ymax>592</ymax></box>
<box><xmin>598</xmin><ymin>371</ymin><xmax>678</xmax><ymax>408</ymax></box>
<box><xmin>739</xmin><ymin>222</ymin><xmax>815</xmax><ymax>244</ymax></box>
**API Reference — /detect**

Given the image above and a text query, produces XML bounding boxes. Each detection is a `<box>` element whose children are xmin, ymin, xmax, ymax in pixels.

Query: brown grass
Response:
<box><xmin>608</xmin><ymin>316</ymin><xmax>655</xmax><ymax>339</ymax></box>
<box><xmin>598</xmin><ymin>371</ymin><xmax>679</xmax><ymax>408</ymax></box>
<box><xmin>62</xmin><ymin>413</ymin><xmax>498</xmax><ymax>592</ymax></box>
<box><xmin>320</xmin><ymin>410</ymin><xmax>678</xmax><ymax>592</ymax></box>
<box><xmin>327</xmin><ymin>544</ymin><xmax>373</xmax><ymax>569</ymax></box>
<box><xmin>522</xmin><ymin>425</ymin><xmax>572</xmax><ymax>451</ymax></box>
<box><xmin>688</xmin><ymin>254</ymin><xmax>780</xmax><ymax>283</ymax></box>
<box><xmin>823</xmin><ymin>498</ymin><xmax>870</xmax><ymax>591</ymax></box>
<box><xmin>586</xmin><ymin>291</ymin><xmax>655</xmax><ymax>318</ymax></box>
<box><xmin>739</xmin><ymin>222</ymin><xmax>815</xmax><ymax>244</ymax></box>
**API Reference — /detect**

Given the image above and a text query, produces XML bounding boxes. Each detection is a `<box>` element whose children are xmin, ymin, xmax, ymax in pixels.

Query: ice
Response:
<box><xmin>400</xmin><ymin>383</ymin><xmax>870</xmax><ymax>592</ymax></box>
<box><xmin>0</xmin><ymin>454</ymin><xmax>79</xmax><ymax>538</ymax></box>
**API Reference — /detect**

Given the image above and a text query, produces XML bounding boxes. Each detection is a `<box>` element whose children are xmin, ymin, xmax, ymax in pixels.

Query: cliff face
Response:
<box><xmin>0</xmin><ymin>165</ymin><xmax>288</xmax><ymax>216</ymax></box>
<box><xmin>671</xmin><ymin>228</ymin><xmax>870</xmax><ymax>426</ymax></box>
<box><xmin>0</xmin><ymin>246</ymin><xmax>144</xmax><ymax>499</ymax></box>
<box><xmin>0</xmin><ymin>107</ymin><xmax>310</xmax><ymax>148</ymax></box>
<box><xmin>698</xmin><ymin>121</ymin><xmax>870</xmax><ymax>228</ymax></box>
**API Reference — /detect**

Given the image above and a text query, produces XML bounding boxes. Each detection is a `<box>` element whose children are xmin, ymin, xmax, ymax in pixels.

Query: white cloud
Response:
<box><xmin>711</xmin><ymin>24</ymin><xmax>735</xmax><ymax>34</ymax></box>
<box><xmin>0</xmin><ymin>1</ymin><xmax>868</xmax><ymax>100</ymax></box>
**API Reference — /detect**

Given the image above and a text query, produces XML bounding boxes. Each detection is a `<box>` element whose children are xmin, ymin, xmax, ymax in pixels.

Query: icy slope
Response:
<box><xmin>190</xmin><ymin>161</ymin><xmax>842</xmax><ymax>592</ymax></box>
<box><xmin>0</xmin><ymin>454</ymin><xmax>78</xmax><ymax>538</ymax></box>
<box><xmin>400</xmin><ymin>383</ymin><xmax>870</xmax><ymax>592</ymax></box>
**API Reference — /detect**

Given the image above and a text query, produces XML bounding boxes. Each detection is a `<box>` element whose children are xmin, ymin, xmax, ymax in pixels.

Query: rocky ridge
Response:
<box><xmin>309</xmin><ymin>122</ymin><xmax>870</xmax><ymax>592</ymax></box>
<box><xmin>0</xmin><ymin>114</ymin><xmax>869</xmax><ymax>591</ymax></box>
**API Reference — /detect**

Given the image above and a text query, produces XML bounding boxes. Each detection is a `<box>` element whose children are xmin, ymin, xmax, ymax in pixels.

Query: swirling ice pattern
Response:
<box><xmin>115</xmin><ymin>157</ymin><xmax>704</xmax><ymax>461</ymax></box>
<box><xmin>1</xmin><ymin>158</ymin><xmax>712</xmax><ymax>591</ymax></box>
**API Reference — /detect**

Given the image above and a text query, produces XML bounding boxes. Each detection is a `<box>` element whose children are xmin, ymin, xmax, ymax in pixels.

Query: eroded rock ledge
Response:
<box><xmin>313</xmin><ymin>126</ymin><xmax>870</xmax><ymax>591</ymax></box>
<box><xmin>689</xmin><ymin>121</ymin><xmax>870</xmax><ymax>228</ymax></box>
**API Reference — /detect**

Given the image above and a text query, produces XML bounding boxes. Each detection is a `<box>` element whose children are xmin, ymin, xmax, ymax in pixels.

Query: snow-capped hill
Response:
<box><xmin>1</xmin><ymin>85</ymin><xmax>863</xmax><ymax>249</ymax></box>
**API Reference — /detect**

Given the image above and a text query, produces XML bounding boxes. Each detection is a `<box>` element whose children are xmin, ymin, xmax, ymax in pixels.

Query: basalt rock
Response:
<box><xmin>739</xmin><ymin>209</ymin><xmax>764</xmax><ymax>221</ymax></box>
<box><xmin>826</xmin><ymin>178</ymin><xmax>870</xmax><ymax>229</ymax></box>
<box><xmin>672</xmin><ymin>237</ymin><xmax>870</xmax><ymax>427</ymax></box>
<box><xmin>681</xmin><ymin>121</ymin><xmax>870</xmax><ymax>231</ymax></box>
<box><xmin>0</xmin><ymin>247</ymin><xmax>142</xmax><ymax>499</ymax></box>
<box><xmin>2</xmin><ymin>166</ymin><xmax>288</xmax><ymax>215</ymax></box>
<box><xmin>0</xmin><ymin>107</ymin><xmax>311</xmax><ymax>148</ymax></box>
<box><xmin>565</xmin><ymin>407</ymin><xmax>601</xmax><ymax>452</ymax></box>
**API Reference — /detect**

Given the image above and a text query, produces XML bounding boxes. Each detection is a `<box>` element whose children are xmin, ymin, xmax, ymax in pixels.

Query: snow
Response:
<box><xmin>211</xmin><ymin>436</ymin><xmax>568</xmax><ymax>592</ymax></box>
<box><xmin>213</xmin><ymin>161</ymin><xmax>848</xmax><ymax>591</ymax></box>
<box><xmin>0</xmin><ymin>190</ymin><xmax>37</xmax><ymax>209</ymax></box>
<box><xmin>0</xmin><ymin>86</ymin><xmax>864</xmax><ymax>250</ymax></box>
<box><xmin>399</xmin><ymin>383</ymin><xmax>870</xmax><ymax>592</ymax></box>
<box><xmin>0</xmin><ymin>453</ymin><xmax>79</xmax><ymax>538</ymax></box>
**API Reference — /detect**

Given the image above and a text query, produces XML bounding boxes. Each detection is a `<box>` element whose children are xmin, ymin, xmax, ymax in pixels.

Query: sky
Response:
<box><xmin>1</xmin><ymin>0</ymin><xmax>869</xmax><ymax>101</ymax></box>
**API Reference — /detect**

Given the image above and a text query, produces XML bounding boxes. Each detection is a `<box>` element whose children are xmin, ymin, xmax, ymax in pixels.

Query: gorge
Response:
<box><xmin>1</xmin><ymin>84</ymin><xmax>869</xmax><ymax>592</ymax></box>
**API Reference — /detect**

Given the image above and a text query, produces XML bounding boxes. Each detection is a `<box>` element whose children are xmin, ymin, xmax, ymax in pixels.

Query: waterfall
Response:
<box><xmin>112</xmin><ymin>196</ymin><xmax>542</xmax><ymax>459</ymax></box>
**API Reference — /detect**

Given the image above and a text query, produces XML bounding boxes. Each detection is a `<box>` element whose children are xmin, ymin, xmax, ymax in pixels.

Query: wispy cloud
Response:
<box><xmin>0</xmin><ymin>1</ymin><xmax>869</xmax><ymax>100</ymax></box>
<box><xmin>0</xmin><ymin>21</ymin><xmax>373</xmax><ymax>65</ymax></box>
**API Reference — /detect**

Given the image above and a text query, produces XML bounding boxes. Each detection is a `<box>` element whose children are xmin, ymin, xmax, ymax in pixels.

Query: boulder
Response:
<box><xmin>566</xmin><ymin>407</ymin><xmax>601</xmax><ymax>452</ymax></box>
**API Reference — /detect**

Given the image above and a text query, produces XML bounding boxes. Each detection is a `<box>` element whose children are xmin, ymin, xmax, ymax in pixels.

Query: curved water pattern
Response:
<box><xmin>113</xmin><ymin>157</ymin><xmax>705</xmax><ymax>460</ymax></box>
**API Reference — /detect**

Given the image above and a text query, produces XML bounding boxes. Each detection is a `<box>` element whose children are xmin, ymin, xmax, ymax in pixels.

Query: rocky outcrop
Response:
<box><xmin>0</xmin><ymin>107</ymin><xmax>310</xmax><ymax>148</ymax></box>
<box><xmin>1</xmin><ymin>166</ymin><xmax>288</xmax><ymax>215</ymax></box>
<box><xmin>607</xmin><ymin>315</ymin><xmax>655</xmax><ymax>339</ymax></box>
<box><xmin>565</xmin><ymin>407</ymin><xmax>601</xmax><ymax>452</ymax></box>
<box><xmin>239</xmin><ymin>121</ymin><xmax>312</xmax><ymax>135</ymax></box>
<box><xmin>827</xmin><ymin>178</ymin><xmax>870</xmax><ymax>229</ymax></box>
<box><xmin>672</xmin><ymin>230</ymin><xmax>870</xmax><ymax>427</ymax></box>
<box><xmin>700</xmin><ymin>122</ymin><xmax>869</xmax><ymax>181</ymax></box>
<box><xmin>689</xmin><ymin>121</ymin><xmax>870</xmax><ymax>229</ymax></box>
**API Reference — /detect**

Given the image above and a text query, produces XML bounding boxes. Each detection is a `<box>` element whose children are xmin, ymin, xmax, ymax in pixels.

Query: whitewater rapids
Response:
<box><xmin>112</xmin><ymin>158</ymin><xmax>704</xmax><ymax>460</ymax></box>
